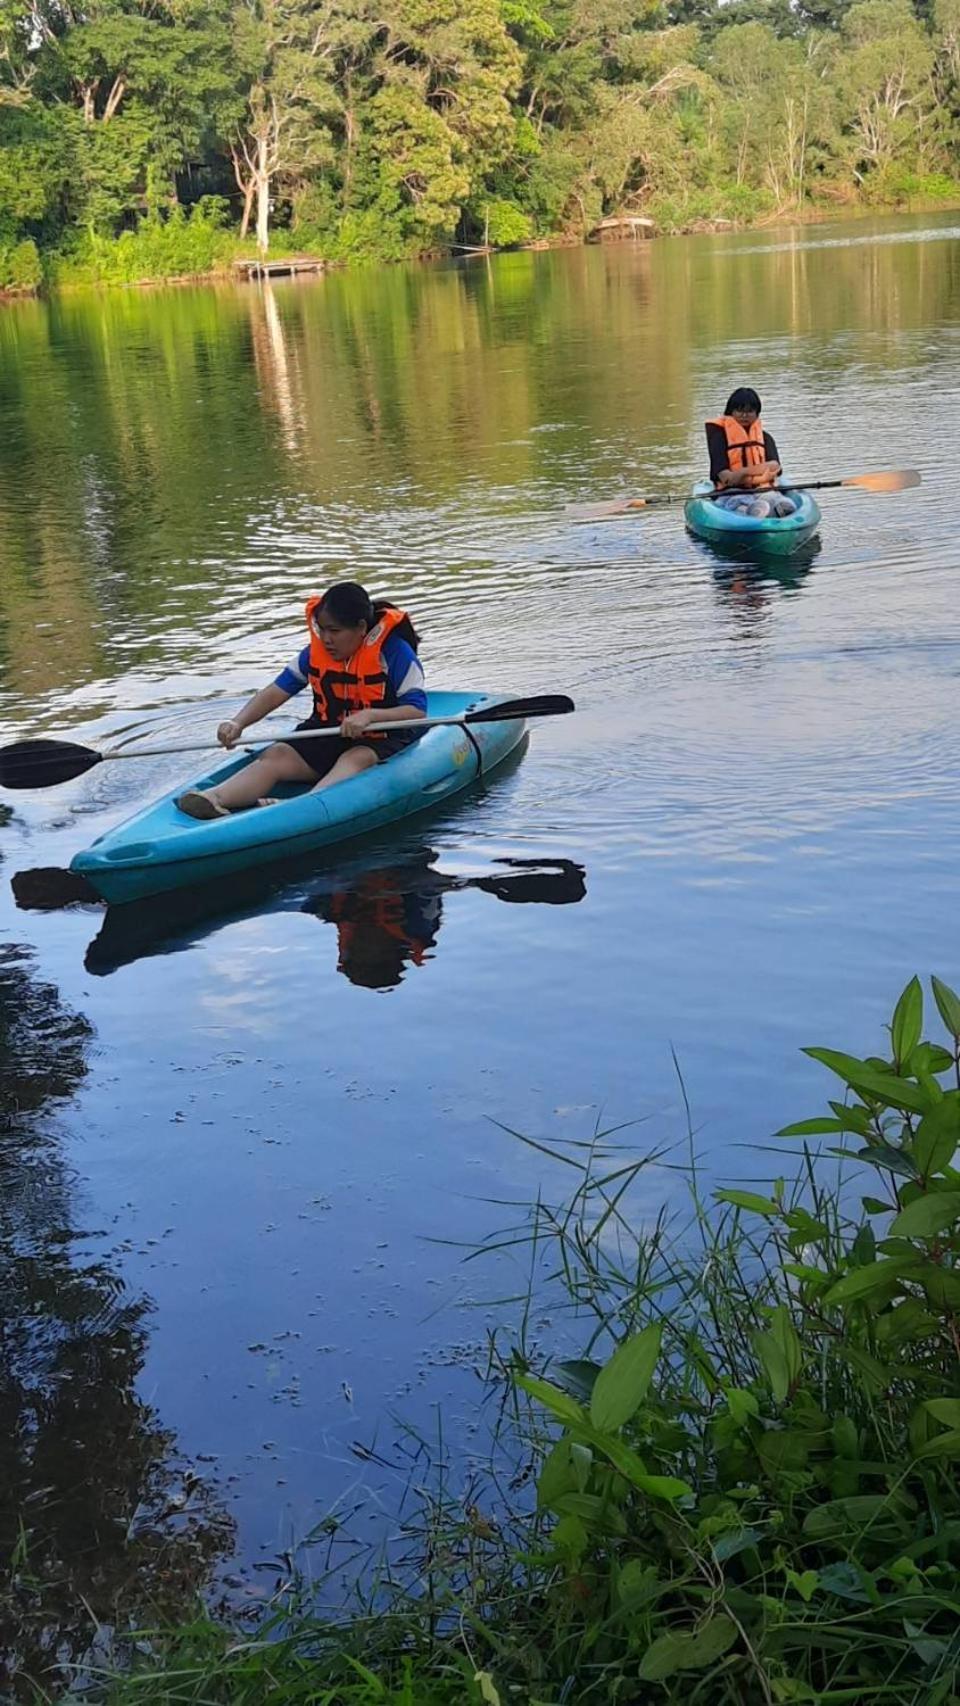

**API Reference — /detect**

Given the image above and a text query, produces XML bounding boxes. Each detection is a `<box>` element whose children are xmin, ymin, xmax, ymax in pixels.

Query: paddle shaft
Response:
<box><xmin>573</xmin><ymin>468</ymin><xmax>920</xmax><ymax>522</ymax></box>
<box><xmin>98</xmin><ymin>710</ymin><xmax>529</xmax><ymax>763</ymax></box>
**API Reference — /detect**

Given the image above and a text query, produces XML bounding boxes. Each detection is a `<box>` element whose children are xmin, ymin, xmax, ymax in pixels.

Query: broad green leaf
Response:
<box><xmin>918</xmin><ymin>1263</ymin><xmax>960</xmax><ymax>1308</ymax></box>
<box><xmin>918</xmin><ymin>1428</ymin><xmax>960</xmax><ymax>1459</ymax></box>
<box><xmin>752</xmin><ymin>1327</ymin><xmax>789</xmax><ymax>1403</ymax></box>
<box><xmin>823</xmin><ymin>1258</ymin><xmax>911</xmax><ymax>1304</ymax></box>
<box><xmin>712</xmin><ymin>1525</ymin><xmax>764</xmax><ymax>1563</ymax></box>
<box><xmin>714</xmin><ymin>1189</ymin><xmax>779</xmax><ymax>1216</ymax></box>
<box><xmin>784</xmin><ymin>1567</ymin><xmax>819</xmax><ymax>1602</ymax></box>
<box><xmin>550</xmin><ymin>1514</ymin><xmax>587</xmax><ymax>1559</ymax></box>
<box><xmin>829</xmin><ymin>1099</ymin><xmax>873</xmax><ymax>1134</ymax></box>
<box><xmin>816</xmin><ymin>1561</ymin><xmax>872</xmax><ymax>1601</ymax></box>
<box><xmin>555</xmin><ymin>1359</ymin><xmax>601</xmax><ymax>1402</ymax></box>
<box><xmin>803</xmin><ymin>1493</ymin><xmax>915</xmax><ymax>1537</ymax></box>
<box><xmin>577</xmin><ymin>1424</ymin><xmax>690</xmax><ymax>1501</ymax></box>
<box><xmin>617</xmin><ymin>1559</ymin><xmax>661</xmax><ymax>1609</ymax></box>
<box><xmin>537</xmin><ymin>1439</ymin><xmax>589</xmax><ymax>1511</ymax></box>
<box><xmin>925</xmin><ymin>1399</ymin><xmax>960</xmax><ymax>1428</ymax></box>
<box><xmin>851</xmin><ymin>1222</ymin><xmax>876</xmax><ymax>1265</ymax></box>
<box><xmin>832</xmin><ymin>1415</ymin><xmax>858</xmax><ymax>1458</ymax></box>
<box><xmin>515</xmin><ymin>1373</ymin><xmax>585</xmax><ymax>1426</ymax></box>
<box><xmin>776</xmin><ymin>1117</ymin><xmax>847</xmax><ymax>1137</ymax></box>
<box><xmin>590</xmin><ymin>1324</ymin><xmax>661</xmax><ymax>1432</ymax></box>
<box><xmin>570</xmin><ymin>1441</ymin><xmax>592</xmax><ymax>1489</ymax></box>
<box><xmin>891</xmin><ymin>976</ymin><xmax>923</xmax><ymax>1066</ymax></box>
<box><xmin>726</xmin><ymin>1388</ymin><xmax>759</xmax><ymax>1426</ymax></box>
<box><xmin>550</xmin><ymin>1491</ymin><xmax>627</xmax><ymax>1534</ymax></box>
<box><xmin>769</xmin><ymin>1304</ymin><xmax>802</xmax><ymax>1383</ymax></box>
<box><xmin>475</xmin><ymin>1674</ymin><xmax>502</xmax><ymax>1706</ymax></box>
<box><xmin>855</xmin><ymin>1142</ymin><xmax>920</xmax><ymax>1180</ymax></box>
<box><xmin>862</xmin><ymin>1195</ymin><xmax>893</xmax><ymax>1214</ymax></box>
<box><xmin>890</xmin><ymin>1191</ymin><xmax>960</xmax><ymax>1239</ymax></box>
<box><xmin>638</xmin><ymin>1616</ymin><xmax>737</xmax><ymax>1681</ymax></box>
<box><xmin>757</xmin><ymin>1428</ymin><xmax>812</xmax><ymax>1475</ymax></box>
<box><xmin>909</xmin><ymin>1042</ymin><xmax>955</xmax><ymax>1076</ymax></box>
<box><xmin>912</xmin><ymin>1101</ymin><xmax>960</xmax><ymax>1180</ymax></box>
<box><xmin>770</xmin><ymin>1682</ymin><xmax>818</xmax><ymax>1703</ymax></box>
<box><xmin>805</xmin><ymin>1048</ymin><xmax>930</xmax><ymax>1114</ymax></box>
<box><xmin>783</xmin><ymin>1208</ymin><xmax>830</xmax><ymax>1241</ymax></box>
<box><xmin>932</xmin><ymin>974</ymin><xmax>960</xmax><ymax>1040</ymax></box>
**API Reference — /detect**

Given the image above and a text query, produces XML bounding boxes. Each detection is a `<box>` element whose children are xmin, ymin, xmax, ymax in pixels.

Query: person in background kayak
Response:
<box><xmin>706</xmin><ymin>388</ymin><xmax>798</xmax><ymax>518</ymax></box>
<box><xmin>176</xmin><ymin>581</ymin><xmax>427</xmax><ymax>820</ymax></box>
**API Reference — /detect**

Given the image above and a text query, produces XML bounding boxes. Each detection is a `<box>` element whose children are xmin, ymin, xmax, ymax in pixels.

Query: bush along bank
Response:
<box><xmin>95</xmin><ymin>974</ymin><xmax>960</xmax><ymax>1704</ymax></box>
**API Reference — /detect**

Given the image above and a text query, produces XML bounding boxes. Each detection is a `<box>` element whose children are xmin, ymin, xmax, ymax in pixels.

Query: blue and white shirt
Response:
<box><xmin>274</xmin><ymin>636</ymin><xmax>427</xmax><ymax>712</ymax></box>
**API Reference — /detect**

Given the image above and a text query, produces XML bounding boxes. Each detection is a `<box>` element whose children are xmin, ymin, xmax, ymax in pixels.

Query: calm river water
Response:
<box><xmin>1</xmin><ymin>212</ymin><xmax>958</xmax><ymax>1655</ymax></box>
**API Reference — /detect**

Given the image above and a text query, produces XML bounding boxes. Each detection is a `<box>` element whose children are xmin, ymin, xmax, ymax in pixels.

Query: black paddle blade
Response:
<box><xmin>12</xmin><ymin>866</ymin><xmax>103</xmax><ymax>909</ymax></box>
<box><xmin>0</xmin><ymin>738</ymin><xmax>103</xmax><ymax>789</ymax></box>
<box><xmin>472</xmin><ymin>858</ymin><xmax>586</xmax><ymax>906</ymax></box>
<box><xmin>464</xmin><ymin>693</ymin><xmax>575</xmax><ymax>724</ymax></box>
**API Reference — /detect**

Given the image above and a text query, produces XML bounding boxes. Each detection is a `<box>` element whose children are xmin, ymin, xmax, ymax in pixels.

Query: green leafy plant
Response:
<box><xmin>95</xmin><ymin>978</ymin><xmax>960</xmax><ymax>1703</ymax></box>
<box><xmin>506</xmin><ymin>975</ymin><xmax>960</xmax><ymax>1701</ymax></box>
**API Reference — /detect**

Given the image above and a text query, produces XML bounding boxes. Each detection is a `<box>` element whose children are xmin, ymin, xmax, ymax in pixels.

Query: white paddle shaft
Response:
<box><xmin>100</xmin><ymin>712</ymin><xmax>504</xmax><ymax>763</ymax></box>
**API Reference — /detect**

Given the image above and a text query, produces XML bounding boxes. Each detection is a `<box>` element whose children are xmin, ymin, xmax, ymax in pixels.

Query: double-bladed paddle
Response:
<box><xmin>0</xmin><ymin>694</ymin><xmax>575</xmax><ymax>791</ymax></box>
<box><xmin>569</xmin><ymin>467</ymin><xmax>921</xmax><ymax>524</ymax></box>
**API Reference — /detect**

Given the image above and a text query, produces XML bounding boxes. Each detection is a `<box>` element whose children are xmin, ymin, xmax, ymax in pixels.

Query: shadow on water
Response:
<box><xmin>14</xmin><ymin>844</ymin><xmax>587</xmax><ymax>986</ymax></box>
<box><xmin>0</xmin><ymin>816</ymin><xmax>234</xmax><ymax>1700</ymax></box>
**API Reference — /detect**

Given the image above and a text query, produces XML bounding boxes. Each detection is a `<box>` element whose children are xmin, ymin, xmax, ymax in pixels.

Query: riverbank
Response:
<box><xmin>23</xmin><ymin>974</ymin><xmax>960</xmax><ymax>1704</ymax></box>
<box><xmin>5</xmin><ymin>189</ymin><xmax>960</xmax><ymax>302</ymax></box>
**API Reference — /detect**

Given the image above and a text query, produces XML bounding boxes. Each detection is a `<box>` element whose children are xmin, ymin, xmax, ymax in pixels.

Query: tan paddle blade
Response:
<box><xmin>841</xmin><ymin>468</ymin><xmax>921</xmax><ymax>493</ymax></box>
<box><xmin>567</xmin><ymin>497</ymin><xmax>651</xmax><ymax>522</ymax></box>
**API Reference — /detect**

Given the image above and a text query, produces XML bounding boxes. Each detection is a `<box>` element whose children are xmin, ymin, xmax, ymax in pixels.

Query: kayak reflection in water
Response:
<box><xmin>13</xmin><ymin>849</ymin><xmax>586</xmax><ymax>980</ymax></box>
<box><xmin>304</xmin><ymin>853</ymin><xmax>587</xmax><ymax>991</ymax></box>
<box><xmin>176</xmin><ymin>582</ymin><xmax>427</xmax><ymax>821</ymax></box>
<box><xmin>706</xmin><ymin>388</ymin><xmax>798</xmax><ymax>519</ymax></box>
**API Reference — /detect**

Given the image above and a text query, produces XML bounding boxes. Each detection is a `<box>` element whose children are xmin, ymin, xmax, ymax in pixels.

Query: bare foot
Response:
<box><xmin>176</xmin><ymin>790</ymin><xmax>230</xmax><ymax>820</ymax></box>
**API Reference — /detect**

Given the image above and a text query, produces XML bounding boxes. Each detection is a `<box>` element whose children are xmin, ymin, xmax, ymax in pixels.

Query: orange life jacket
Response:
<box><xmin>708</xmin><ymin>415</ymin><xmax>770</xmax><ymax>488</ymax></box>
<box><xmin>304</xmin><ymin>601</ymin><xmax>410</xmax><ymax>732</ymax></box>
<box><xmin>327</xmin><ymin>881</ymin><xmax>428</xmax><ymax>975</ymax></box>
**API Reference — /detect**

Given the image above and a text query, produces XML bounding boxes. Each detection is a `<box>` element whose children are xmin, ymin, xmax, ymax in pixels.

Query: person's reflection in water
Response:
<box><xmin>709</xmin><ymin>544</ymin><xmax>818</xmax><ymax>642</ymax></box>
<box><xmin>312</xmin><ymin>869</ymin><xmax>442</xmax><ymax>989</ymax></box>
<box><xmin>303</xmin><ymin>851</ymin><xmax>586</xmax><ymax>991</ymax></box>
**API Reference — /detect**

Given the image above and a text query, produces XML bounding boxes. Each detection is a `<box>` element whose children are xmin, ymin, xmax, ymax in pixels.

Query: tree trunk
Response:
<box><xmin>240</xmin><ymin>179</ymin><xmax>255</xmax><ymax>239</ymax></box>
<box><xmin>103</xmin><ymin>74</ymin><xmax>125</xmax><ymax>122</ymax></box>
<box><xmin>344</xmin><ymin>79</ymin><xmax>356</xmax><ymax>200</ymax></box>
<box><xmin>256</xmin><ymin>135</ymin><xmax>270</xmax><ymax>256</ymax></box>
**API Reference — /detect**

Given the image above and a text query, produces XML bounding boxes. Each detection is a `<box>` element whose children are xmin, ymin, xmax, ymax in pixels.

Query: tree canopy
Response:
<box><xmin>1</xmin><ymin>0</ymin><xmax>959</xmax><ymax>284</ymax></box>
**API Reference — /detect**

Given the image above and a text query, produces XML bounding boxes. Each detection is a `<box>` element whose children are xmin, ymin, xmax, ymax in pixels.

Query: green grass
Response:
<box><xmin>35</xmin><ymin>975</ymin><xmax>960</xmax><ymax>1702</ymax></box>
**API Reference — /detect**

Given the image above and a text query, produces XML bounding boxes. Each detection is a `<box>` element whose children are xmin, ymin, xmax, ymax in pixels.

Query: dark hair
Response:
<box><xmin>725</xmin><ymin>387</ymin><xmax>762</xmax><ymax>415</ymax></box>
<box><xmin>318</xmin><ymin>581</ymin><xmax>420</xmax><ymax>651</ymax></box>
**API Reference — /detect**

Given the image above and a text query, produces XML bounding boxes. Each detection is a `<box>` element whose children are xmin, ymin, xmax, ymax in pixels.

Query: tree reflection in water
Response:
<box><xmin>0</xmin><ymin>852</ymin><xmax>233</xmax><ymax>1695</ymax></box>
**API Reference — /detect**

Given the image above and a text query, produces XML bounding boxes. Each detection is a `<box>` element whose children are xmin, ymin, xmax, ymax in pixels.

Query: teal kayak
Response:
<box><xmin>70</xmin><ymin>692</ymin><xmax>527</xmax><ymax>904</ymax></box>
<box><xmin>684</xmin><ymin>482</ymin><xmax>821</xmax><ymax>555</ymax></box>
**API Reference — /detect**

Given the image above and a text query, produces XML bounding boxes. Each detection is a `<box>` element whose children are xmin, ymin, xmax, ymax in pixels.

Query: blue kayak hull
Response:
<box><xmin>684</xmin><ymin>483</ymin><xmax>821</xmax><ymax>555</ymax></box>
<box><xmin>71</xmin><ymin>692</ymin><xmax>526</xmax><ymax>903</ymax></box>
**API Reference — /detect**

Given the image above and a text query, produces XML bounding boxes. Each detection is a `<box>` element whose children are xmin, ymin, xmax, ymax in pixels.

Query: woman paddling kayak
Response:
<box><xmin>706</xmin><ymin>388</ymin><xmax>798</xmax><ymax>519</ymax></box>
<box><xmin>176</xmin><ymin>582</ymin><xmax>427</xmax><ymax>820</ymax></box>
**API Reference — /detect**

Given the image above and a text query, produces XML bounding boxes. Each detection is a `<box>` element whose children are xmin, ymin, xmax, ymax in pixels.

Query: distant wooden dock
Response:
<box><xmin>588</xmin><ymin>216</ymin><xmax>656</xmax><ymax>243</ymax></box>
<box><xmin>233</xmin><ymin>256</ymin><xmax>326</xmax><ymax>281</ymax></box>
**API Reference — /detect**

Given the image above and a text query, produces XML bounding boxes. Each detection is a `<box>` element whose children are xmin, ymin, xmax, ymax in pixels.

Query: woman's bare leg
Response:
<box><xmin>308</xmin><ymin>747</ymin><xmax>378</xmax><ymax>793</ymax></box>
<box><xmin>177</xmin><ymin>743</ymin><xmax>318</xmax><ymax>817</ymax></box>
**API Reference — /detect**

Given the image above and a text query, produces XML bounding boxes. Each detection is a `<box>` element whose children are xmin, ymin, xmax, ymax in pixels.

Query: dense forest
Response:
<box><xmin>1</xmin><ymin>0</ymin><xmax>960</xmax><ymax>288</ymax></box>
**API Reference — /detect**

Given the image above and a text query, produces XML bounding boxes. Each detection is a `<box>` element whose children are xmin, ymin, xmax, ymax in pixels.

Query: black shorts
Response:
<box><xmin>279</xmin><ymin>717</ymin><xmax>409</xmax><ymax>778</ymax></box>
